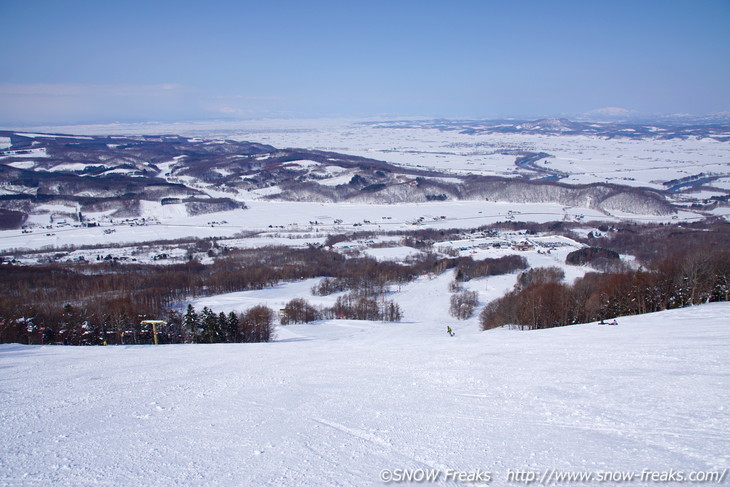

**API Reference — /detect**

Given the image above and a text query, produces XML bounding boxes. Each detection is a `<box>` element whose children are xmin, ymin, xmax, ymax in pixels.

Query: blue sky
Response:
<box><xmin>1</xmin><ymin>0</ymin><xmax>729</xmax><ymax>125</ymax></box>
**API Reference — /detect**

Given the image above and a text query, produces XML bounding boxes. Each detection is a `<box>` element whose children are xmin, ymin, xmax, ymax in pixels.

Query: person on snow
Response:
<box><xmin>610</xmin><ymin>319</ymin><xmax>618</xmax><ymax>326</ymax></box>
<box><xmin>447</xmin><ymin>326</ymin><xmax>454</xmax><ymax>337</ymax></box>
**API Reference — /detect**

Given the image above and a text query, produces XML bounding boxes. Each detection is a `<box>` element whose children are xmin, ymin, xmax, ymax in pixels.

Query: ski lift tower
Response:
<box><xmin>140</xmin><ymin>320</ymin><xmax>166</xmax><ymax>345</ymax></box>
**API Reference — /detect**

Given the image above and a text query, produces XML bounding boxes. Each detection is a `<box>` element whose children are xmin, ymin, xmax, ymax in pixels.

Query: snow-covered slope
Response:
<box><xmin>1</xmin><ymin>303</ymin><xmax>728</xmax><ymax>486</ymax></box>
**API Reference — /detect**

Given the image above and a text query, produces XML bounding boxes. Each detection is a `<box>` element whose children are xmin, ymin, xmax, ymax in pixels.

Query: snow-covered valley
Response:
<box><xmin>1</xmin><ymin>119</ymin><xmax>729</xmax><ymax>486</ymax></box>
<box><xmin>2</xmin><ymin>118</ymin><xmax>727</xmax><ymax>265</ymax></box>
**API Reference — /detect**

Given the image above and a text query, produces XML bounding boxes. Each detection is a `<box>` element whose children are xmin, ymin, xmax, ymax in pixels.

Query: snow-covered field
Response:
<box><xmin>2</xmin><ymin>302</ymin><xmax>728</xmax><ymax>487</ymax></box>
<box><xmin>0</xmin><ymin>200</ymin><xmax>609</xmax><ymax>254</ymax></box>
<box><xmin>19</xmin><ymin>118</ymin><xmax>730</xmax><ymax>193</ymax></box>
<box><xmin>0</xmin><ymin>197</ymin><xmax>705</xmax><ymax>266</ymax></box>
<box><xmin>2</xmin><ymin>118</ymin><xmax>727</xmax><ymax>262</ymax></box>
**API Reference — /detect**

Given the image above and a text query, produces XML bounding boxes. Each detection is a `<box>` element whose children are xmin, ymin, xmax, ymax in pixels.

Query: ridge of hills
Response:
<box><xmin>0</xmin><ymin>131</ymin><xmax>675</xmax><ymax>227</ymax></box>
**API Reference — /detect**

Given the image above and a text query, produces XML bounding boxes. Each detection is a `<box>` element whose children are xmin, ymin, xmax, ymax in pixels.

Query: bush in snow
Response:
<box><xmin>449</xmin><ymin>290</ymin><xmax>479</xmax><ymax>320</ymax></box>
<box><xmin>280</xmin><ymin>298</ymin><xmax>319</xmax><ymax>325</ymax></box>
<box><xmin>311</xmin><ymin>277</ymin><xmax>351</xmax><ymax>296</ymax></box>
<box><xmin>448</xmin><ymin>280</ymin><xmax>463</xmax><ymax>293</ymax></box>
<box><xmin>326</xmin><ymin>292</ymin><xmax>402</xmax><ymax>322</ymax></box>
<box><xmin>566</xmin><ymin>247</ymin><xmax>620</xmax><ymax>267</ymax></box>
<box><xmin>240</xmin><ymin>305</ymin><xmax>276</xmax><ymax>343</ymax></box>
<box><xmin>515</xmin><ymin>267</ymin><xmax>565</xmax><ymax>291</ymax></box>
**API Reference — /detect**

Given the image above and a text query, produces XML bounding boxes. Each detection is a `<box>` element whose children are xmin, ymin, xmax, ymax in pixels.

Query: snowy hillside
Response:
<box><xmin>3</xmin><ymin>119</ymin><xmax>728</xmax><ymax>262</ymax></box>
<box><xmin>1</xmin><ymin>302</ymin><xmax>728</xmax><ymax>486</ymax></box>
<box><xmin>24</xmin><ymin>118</ymin><xmax>728</xmax><ymax>195</ymax></box>
<box><xmin>0</xmin><ymin>130</ymin><xmax>681</xmax><ymax>222</ymax></box>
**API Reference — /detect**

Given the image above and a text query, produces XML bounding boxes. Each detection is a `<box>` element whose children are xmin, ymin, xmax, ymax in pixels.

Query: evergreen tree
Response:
<box><xmin>201</xmin><ymin>307</ymin><xmax>221</xmax><ymax>343</ymax></box>
<box><xmin>226</xmin><ymin>311</ymin><xmax>240</xmax><ymax>342</ymax></box>
<box><xmin>183</xmin><ymin>304</ymin><xmax>200</xmax><ymax>343</ymax></box>
<box><xmin>165</xmin><ymin>309</ymin><xmax>184</xmax><ymax>344</ymax></box>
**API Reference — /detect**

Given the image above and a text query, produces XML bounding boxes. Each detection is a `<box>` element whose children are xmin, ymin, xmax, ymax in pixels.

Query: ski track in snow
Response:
<box><xmin>1</xmin><ymin>302</ymin><xmax>728</xmax><ymax>486</ymax></box>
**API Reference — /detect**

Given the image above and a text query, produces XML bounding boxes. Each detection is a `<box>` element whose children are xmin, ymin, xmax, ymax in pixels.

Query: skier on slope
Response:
<box><xmin>447</xmin><ymin>326</ymin><xmax>454</xmax><ymax>337</ymax></box>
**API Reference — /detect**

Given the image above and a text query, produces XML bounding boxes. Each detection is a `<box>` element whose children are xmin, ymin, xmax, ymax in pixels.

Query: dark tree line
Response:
<box><xmin>0</xmin><ymin>303</ymin><xmax>275</xmax><ymax>346</ymax></box>
<box><xmin>565</xmin><ymin>247</ymin><xmax>621</xmax><ymax>267</ymax></box>
<box><xmin>182</xmin><ymin>304</ymin><xmax>275</xmax><ymax>344</ymax></box>
<box><xmin>0</xmin><ymin>244</ymin><xmax>475</xmax><ymax>344</ymax></box>
<box><xmin>481</xmin><ymin>248</ymin><xmax>730</xmax><ymax>331</ymax></box>
<box><xmin>279</xmin><ymin>295</ymin><xmax>402</xmax><ymax>324</ymax></box>
<box><xmin>576</xmin><ymin>219</ymin><xmax>730</xmax><ymax>263</ymax></box>
<box><xmin>6</xmin><ymin>221</ymin><xmax>724</xmax><ymax>343</ymax></box>
<box><xmin>311</xmin><ymin>254</ymin><xmax>527</xmax><ymax>297</ymax></box>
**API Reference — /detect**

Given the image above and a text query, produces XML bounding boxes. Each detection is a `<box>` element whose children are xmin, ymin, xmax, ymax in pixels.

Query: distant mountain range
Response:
<box><xmin>0</xmin><ymin>127</ymin><xmax>689</xmax><ymax>228</ymax></box>
<box><xmin>361</xmin><ymin>118</ymin><xmax>730</xmax><ymax>141</ymax></box>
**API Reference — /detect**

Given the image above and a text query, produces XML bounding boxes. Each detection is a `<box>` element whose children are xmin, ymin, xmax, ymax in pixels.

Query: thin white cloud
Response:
<box><xmin>0</xmin><ymin>83</ymin><xmax>208</xmax><ymax>125</ymax></box>
<box><xmin>0</xmin><ymin>83</ymin><xmax>194</xmax><ymax>97</ymax></box>
<box><xmin>201</xmin><ymin>93</ymin><xmax>287</xmax><ymax>117</ymax></box>
<box><xmin>584</xmin><ymin>107</ymin><xmax>637</xmax><ymax>118</ymax></box>
<box><xmin>0</xmin><ymin>83</ymin><xmax>291</xmax><ymax>125</ymax></box>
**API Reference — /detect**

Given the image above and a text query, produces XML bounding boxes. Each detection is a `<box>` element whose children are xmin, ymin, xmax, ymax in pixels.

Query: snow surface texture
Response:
<box><xmin>1</xmin><ymin>303</ymin><xmax>728</xmax><ymax>487</ymax></box>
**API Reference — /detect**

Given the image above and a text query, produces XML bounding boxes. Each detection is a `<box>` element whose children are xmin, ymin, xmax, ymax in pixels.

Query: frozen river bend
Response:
<box><xmin>1</xmin><ymin>303</ymin><xmax>728</xmax><ymax>486</ymax></box>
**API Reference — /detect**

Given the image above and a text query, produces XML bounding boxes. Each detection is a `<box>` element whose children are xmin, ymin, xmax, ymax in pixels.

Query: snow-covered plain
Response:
<box><xmin>19</xmin><ymin>118</ymin><xmax>730</xmax><ymax>192</ymax></box>
<box><xmin>0</xmin><ymin>197</ymin><xmax>701</xmax><ymax>263</ymax></box>
<box><xmin>1</xmin><ymin>302</ymin><xmax>728</xmax><ymax>487</ymax></box>
<box><xmin>2</xmin><ymin>118</ymin><xmax>727</xmax><ymax>261</ymax></box>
